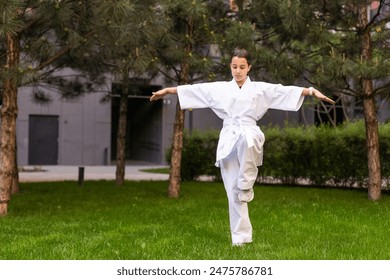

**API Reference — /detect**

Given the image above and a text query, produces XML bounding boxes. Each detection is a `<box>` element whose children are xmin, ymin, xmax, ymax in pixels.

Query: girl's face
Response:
<box><xmin>230</xmin><ymin>56</ymin><xmax>251</xmax><ymax>87</ymax></box>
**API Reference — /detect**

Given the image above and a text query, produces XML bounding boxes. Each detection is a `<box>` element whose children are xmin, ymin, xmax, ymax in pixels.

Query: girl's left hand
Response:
<box><xmin>312</xmin><ymin>89</ymin><xmax>336</xmax><ymax>105</ymax></box>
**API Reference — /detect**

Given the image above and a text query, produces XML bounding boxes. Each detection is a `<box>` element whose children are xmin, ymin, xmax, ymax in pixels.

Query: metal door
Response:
<box><xmin>28</xmin><ymin>115</ymin><xmax>59</xmax><ymax>165</ymax></box>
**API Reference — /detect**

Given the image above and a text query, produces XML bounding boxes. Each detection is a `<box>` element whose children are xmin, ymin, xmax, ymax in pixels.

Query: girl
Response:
<box><xmin>150</xmin><ymin>48</ymin><xmax>335</xmax><ymax>246</ymax></box>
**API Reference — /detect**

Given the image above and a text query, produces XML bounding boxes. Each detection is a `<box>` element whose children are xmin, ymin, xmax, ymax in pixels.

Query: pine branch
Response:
<box><xmin>373</xmin><ymin>81</ymin><xmax>390</xmax><ymax>97</ymax></box>
<box><xmin>34</xmin><ymin>31</ymin><xmax>94</xmax><ymax>71</ymax></box>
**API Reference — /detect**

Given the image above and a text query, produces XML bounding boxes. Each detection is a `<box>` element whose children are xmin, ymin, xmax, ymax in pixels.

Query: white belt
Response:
<box><xmin>223</xmin><ymin>118</ymin><xmax>256</xmax><ymax>148</ymax></box>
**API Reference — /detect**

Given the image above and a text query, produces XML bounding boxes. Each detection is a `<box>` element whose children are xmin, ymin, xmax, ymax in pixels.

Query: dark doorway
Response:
<box><xmin>111</xmin><ymin>83</ymin><xmax>163</xmax><ymax>164</ymax></box>
<box><xmin>314</xmin><ymin>96</ymin><xmax>344</xmax><ymax>126</ymax></box>
<box><xmin>28</xmin><ymin>115</ymin><xmax>59</xmax><ymax>165</ymax></box>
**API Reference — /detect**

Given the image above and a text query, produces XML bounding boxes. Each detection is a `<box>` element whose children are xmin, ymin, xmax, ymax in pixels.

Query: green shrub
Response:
<box><xmin>167</xmin><ymin>121</ymin><xmax>390</xmax><ymax>188</ymax></box>
<box><xmin>261</xmin><ymin>121</ymin><xmax>382</xmax><ymax>188</ymax></box>
<box><xmin>166</xmin><ymin>129</ymin><xmax>220</xmax><ymax>181</ymax></box>
<box><xmin>309</xmin><ymin>122</ymin><xmax>367</xmax><ymax>187</ymax></box>
<box><xmin>261</xmin><ymin>125</ymin><xmax>313</xmax><ymax>185</ymax></box>
<box><xmin>380</xmin><ymin>123</ymin><xmax>390</xmax><ymax>179</ymax></box>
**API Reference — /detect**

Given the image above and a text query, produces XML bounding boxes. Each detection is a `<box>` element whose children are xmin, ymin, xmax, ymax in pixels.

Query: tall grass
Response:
<box><xmin>1</xmin><ymin>181</ymin><xmax>390</xmax><ymax>260</ymax></box>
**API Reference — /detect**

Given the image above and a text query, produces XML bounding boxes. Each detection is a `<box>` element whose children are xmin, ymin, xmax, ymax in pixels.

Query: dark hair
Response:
<box><xmin>232</xmin><ymin>48</ymin><xmax>251</xmax><ymax>65</ymax></box>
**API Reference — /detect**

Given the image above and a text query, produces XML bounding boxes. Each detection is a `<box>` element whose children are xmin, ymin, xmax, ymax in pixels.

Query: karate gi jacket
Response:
<box><xmin>177</xmin><ymin>77</ymin><xmax>305</xmax><ymax>167</ymax></box>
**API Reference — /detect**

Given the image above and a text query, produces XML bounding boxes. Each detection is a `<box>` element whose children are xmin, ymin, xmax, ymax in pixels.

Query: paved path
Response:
<box><xmin>19</xmin><ymin>165</ymin><xmax>169</xmax><ymax>182</ymax></box>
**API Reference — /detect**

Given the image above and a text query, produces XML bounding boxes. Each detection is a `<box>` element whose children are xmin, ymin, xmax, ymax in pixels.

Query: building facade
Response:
<box><xmin>15</xmin><ymin>75</ymin><xmax>308</xmax><ymax>166</ymax></box>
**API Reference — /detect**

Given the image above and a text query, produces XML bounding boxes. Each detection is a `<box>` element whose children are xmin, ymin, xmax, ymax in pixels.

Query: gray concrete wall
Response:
<box><xmin>17</xmin><ymin>84</ymin><xmax>111</xmax><ymax>166</ymax></box>
<box><xmin>15</xmin><ymin>71</ymin><xmax>389</xmax><ymax>167</ymax></box>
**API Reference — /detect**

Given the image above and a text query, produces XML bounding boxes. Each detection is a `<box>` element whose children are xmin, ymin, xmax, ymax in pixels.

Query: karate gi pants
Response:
<box><xmin>219</xmin><ymin>132</ymin><xmax>263</xmax><ymax>245</ymax></box>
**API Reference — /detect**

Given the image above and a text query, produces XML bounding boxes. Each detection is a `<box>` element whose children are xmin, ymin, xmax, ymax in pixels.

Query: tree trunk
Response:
<box><xmin>168</xmin><ymin>102</ymin><xmax>185</xmax><ymax>198</ymax></box>
<box><xmin>115</xmin><ymin>82</ymin><xmax>129</xmax><ymax>186</ymax></box>
<box><xmin>0</xmin><ymin>33</ymin><xmax>20</xmax><ymax>216</ymax></box>
<box><xmin>358</xmin><ymin>4</ymin><xmax>382</xmax><ymax>201</ymax></box>
<box><xmin>11</xmin><ymin>139</ymin><xmax>20</xmax><ymax>195</ymax></box>
<box><xmin>363</xmin><ymin>93</ymin><xmax>381</xmax><ymax>200</ymax></box>
<box><xmin>167</xmin><ymin>17</ymin><xmax>193</xmax><ymax>198</ymax></box>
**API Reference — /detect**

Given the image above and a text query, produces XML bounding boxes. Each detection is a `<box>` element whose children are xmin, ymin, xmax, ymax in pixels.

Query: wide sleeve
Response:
<box><xmin>257</xmin><ymin>82</ymin><xmax>305</xmax><ymax>111</ymax></box>
<box><xmin>177</xmin><ymin>82</ymin><xmax>225</xmax><ymax>110</ymax></box>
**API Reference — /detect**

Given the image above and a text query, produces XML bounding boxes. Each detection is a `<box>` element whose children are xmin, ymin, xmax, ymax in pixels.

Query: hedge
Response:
<box><xmin>166</xmin><ymin>129</ymin><xmax>221</xmax><ymax>181</ymax></box>
<box><xmin>167</xmin><ymin>121</ymin><xmax>390</xmax><ymax>189</ymax></box>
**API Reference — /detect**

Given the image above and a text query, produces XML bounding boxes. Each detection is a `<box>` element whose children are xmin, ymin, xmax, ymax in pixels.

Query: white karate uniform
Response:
<box><xmin>177</xmin><ymin>77</ymin><xmax>305</xmax><ymax>244</ymax></box>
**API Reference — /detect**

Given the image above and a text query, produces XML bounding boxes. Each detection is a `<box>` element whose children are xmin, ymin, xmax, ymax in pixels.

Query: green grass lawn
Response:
<box><xmin>139</xmin><ymin>167</ymin><xmax>170</xmax><ymax>174</ymax></box>
<box><xmin>1</xmin><ymin>180</ymin><xmax>390</xmax><ymax>260</ymax></box>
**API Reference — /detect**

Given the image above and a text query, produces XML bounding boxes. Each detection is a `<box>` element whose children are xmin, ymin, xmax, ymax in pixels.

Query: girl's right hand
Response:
<box><xmin>150</xmin><ymin>89</ymin><xmax>166</xmax><ymax>101</ymax></box>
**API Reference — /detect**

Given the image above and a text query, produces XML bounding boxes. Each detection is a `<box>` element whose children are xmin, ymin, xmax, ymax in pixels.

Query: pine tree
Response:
<box><xmin>154</xmin><ymin>0</ymin><xmax>234</xmax><ymax>198</ymax></box>
<box><xmin>0</xmin><ymin>0</ymin><xmax>96</xmax><ymax>215</ymax></box>
<box><xmin>238</xmin><ymin>0</ymin><xmax>390</xmax><ymax>200</ymax></box>
<box><xmin>89</xmin><ymin>0</ymin><xmax>161</xmax><ymax>185</ymax></box>
<box><xmin>0</xmin><ymin>1</ymin><xmax>20</xmax><ymax>215</ymax></box>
